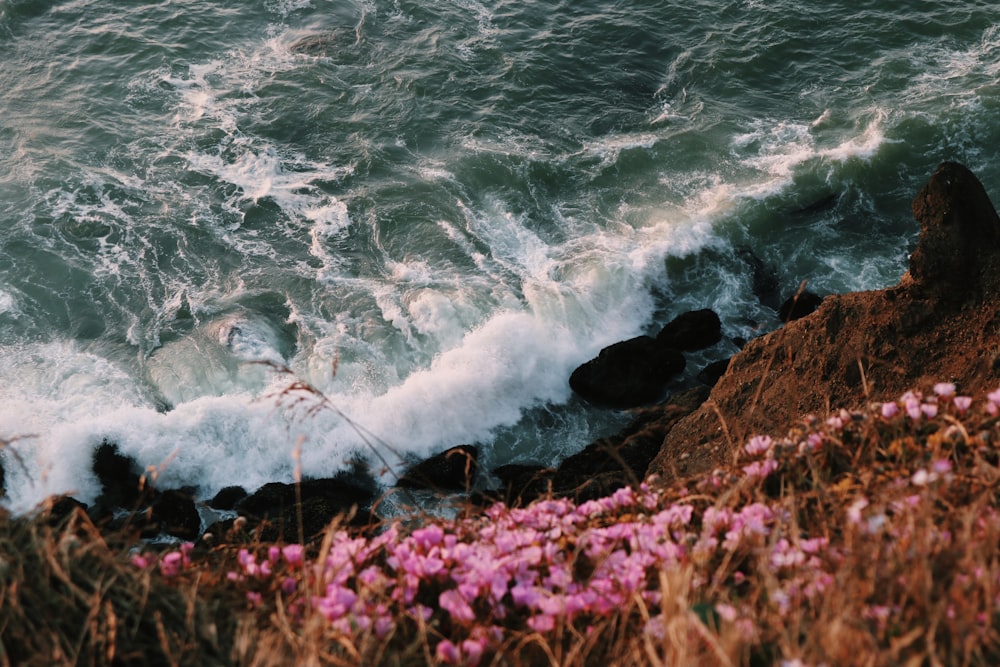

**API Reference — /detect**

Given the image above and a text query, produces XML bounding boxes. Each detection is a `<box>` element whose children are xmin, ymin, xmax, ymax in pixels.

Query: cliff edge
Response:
<box><xmin>648</xmin><ymin>161</ymin><xmax>1000</xmax><ymax>483</ymax></box>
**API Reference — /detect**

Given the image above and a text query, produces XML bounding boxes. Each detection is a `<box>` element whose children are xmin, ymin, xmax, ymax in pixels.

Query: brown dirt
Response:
<box><xmin>648</xmin><ymin>161</ymin><xmax>1000</xmax><ymax>484</ymax></box>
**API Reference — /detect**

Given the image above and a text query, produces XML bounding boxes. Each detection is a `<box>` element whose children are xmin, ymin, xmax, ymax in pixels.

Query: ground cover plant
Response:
<box><xmin>3</xmin><ymin>381</ymin><xmax>1000</xmax><ymax>666</ymax></box>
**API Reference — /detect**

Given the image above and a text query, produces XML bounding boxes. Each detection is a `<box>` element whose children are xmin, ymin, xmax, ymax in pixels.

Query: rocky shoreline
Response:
<box><xmin>6</xmin><ymin>161</ymin><xmax>999</xmax><ymax>545</ymax></box>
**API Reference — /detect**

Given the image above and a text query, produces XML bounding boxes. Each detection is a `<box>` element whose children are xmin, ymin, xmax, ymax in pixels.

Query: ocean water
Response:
<box><xmin>1</xmin><ymin>0</ymin><xmax>998</xmax><ymax>512</ymax></box>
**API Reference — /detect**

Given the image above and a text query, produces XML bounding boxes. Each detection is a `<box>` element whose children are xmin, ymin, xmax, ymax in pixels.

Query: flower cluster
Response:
<box><xmin>128</xmin><ymin>383</ymin><xmax>1000</xmax><ymax>665</ymax></box>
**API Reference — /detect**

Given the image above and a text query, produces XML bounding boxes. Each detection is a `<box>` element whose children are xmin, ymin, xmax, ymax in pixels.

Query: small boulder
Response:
<box><xmin>209</xmin><ymin>486</ymin><xmax>248</xmax><ymax>511</ymax></box>
<box><xmin>697</xmin><ymin>357</ymin><xmax>731</xmax><ymax>387</ymax></box>
<box><xmin>151</xmin><ymin>489</ymin><xmax>201</xmax><ymax>541</ymax></box>
<box><xmin>656</xmin><ymin>309</ymin><xmax>722</xmax><ymax>350</ymax></box>
<box><xmin>91</xmin><ymin>441</ymin><xmax>151</xmax><ymax>516</ymax></box>
<box><xmin>396</xmin><ymin>445</ymin><xmax>480</xmax><ymax>492</ymax></box>
<box><xmin>488</xmin><ymin>464</ymin><xmax>555</xmax><ymax>506</ymax></box>
<box><xmin>779</xmin><ymin>291</ymin><xmax>823</xmax><ymax>322</ymax></box>
<box><xmin>569</xmin><ymin>336</ymin><xmax>685</xmax><ymax>409</ymax></box>
<box><xmin>236</xmin><ymin>466</ymin><xmax>378</xmax><ymax>540</ymax></box>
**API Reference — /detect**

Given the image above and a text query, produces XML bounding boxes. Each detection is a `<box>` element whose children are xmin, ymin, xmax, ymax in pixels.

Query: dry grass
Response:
<box><xmin>3</xmin><ymin>386</ymin><xmax>1000</xmax><ymax>666</ymax></box>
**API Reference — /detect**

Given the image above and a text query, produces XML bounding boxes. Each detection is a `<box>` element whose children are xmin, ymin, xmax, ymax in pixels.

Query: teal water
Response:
<box><xmin>1</xmin><ymin>0</ymin><xmax>998</xmax><ymax>510</ymax></box>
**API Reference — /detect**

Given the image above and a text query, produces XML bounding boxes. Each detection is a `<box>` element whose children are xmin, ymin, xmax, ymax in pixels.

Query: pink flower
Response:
<box><xmin>880</xmin><ymin>402</ymin><xmax>899</xmax><ymax>419</ymax></box>
<box><xmin>159</xmin><ymin>551</ymin><xmax>184</xmax><ymax>577</ymax></box>
<box><xmin>744</xmin><ymin>435</ymin><xmax>773</xmax><ymax>457</ymax></box>
<box><xmin>846</xmin><ymin>497</ymin><xmax>868</xmax><ymax>525</ymax></box>
<box><xmin>282</xmin><ymin>544</ymin><xmax>304</xmax><ymax>567</ymax></box>
<box><xmin>439</xmin><ymin>589</ymin><xmax>476</xmax><ymax>624</ymax></box>
<box><xmin>435</xmin><ymin>640</ymin><xmax>461</xmax><ymax>664</ymax></box>
<box><xmin>527</xmin><ymin>613</ymin><xmax>556</xmax><ymax>632</ymax></box>
<box><xmin>461</xmin><ymin>637</ymin><xmax>486</xmax><ymax>667</ymax></box>
<box><xmin>130</xmin><ymin>554</ymin><xmax>149</xmax><ymax>569</ymax></box>
<box><xmin>933</xmin><ymin>382</ymin><xmax>956</xmax><ymax>398</ymax></box>
<box><xmin>954</xmin><ymin>396</ymin><xmax>973</xmax><ymax>413</ymax></box>
<box><xmin>921</xmin><ymin>402</ymin><xmax>938</xmax><ymax>419</ymax></box>
<box><xmin>742</xmin><ymin>458</ymin><xmax>778</xmax><ymax>479</ymax></box>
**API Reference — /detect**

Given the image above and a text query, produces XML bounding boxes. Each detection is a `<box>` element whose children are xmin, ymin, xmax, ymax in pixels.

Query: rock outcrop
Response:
<box><xmin>569</xmin><ymin>309</ymin><xmax>722</xmax><ymax>409</ymax></box>
<box><xmin>648</xmin><ymin>162</ymin><xmax>1000</xmax><ymax>484</ymax></box>
<box><xmin>396</xmin><ymin>444</ymin><xmax>480</xmax><ymax>492</ymax></box>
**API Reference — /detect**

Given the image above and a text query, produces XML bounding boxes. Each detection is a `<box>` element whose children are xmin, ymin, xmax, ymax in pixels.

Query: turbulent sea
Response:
<box><xmin>1</xmin><ymin>0</ymin><xmax>999</xmax><ymax>511</ymax></box>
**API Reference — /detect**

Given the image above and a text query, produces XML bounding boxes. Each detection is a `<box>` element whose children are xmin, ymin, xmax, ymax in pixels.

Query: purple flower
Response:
<box><xmin>742</xmin><ymin>458</ymin><xmax>778</xmax><ymax>479</ymax></box>
<box><xmin>435</xmin><ymin>639</ymin><xmax>461</xmax><ymax>664</ymax></box>
<box><xmin>439</xmin><ymin>589</ymin><xmax>476</xmax><ymax>624</ymax></box>
<box><xmin>933</xmin><ymin>382</ymin><xmax>956</xmax><ymax>398</ymax></box>
<box><xmin>282</xmin><ymin>544</ymin><xmax>304</xmax><ymax>567</ymax></box>
<box><xmin>159</xmin><ymin>551</ymin><xmax>184</xmax><ymax>577</ymax></box>
<box><xmin>527</xmin><ymin>613</ymin><xmax>556</xmax><ymax>632</ymax></box>
<box><xmin>744</xmin><ymin>435</ymin><xmax>773</xmax><ymax>457</ymax></box>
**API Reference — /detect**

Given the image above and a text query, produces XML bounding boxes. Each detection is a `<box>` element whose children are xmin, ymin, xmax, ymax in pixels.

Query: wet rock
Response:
<box><xmin>697</xmin><ymin>358</ymin><xmax>731</xmax><ymax>387</ymax></box>
<box><xmin>569</xmin><ymin>336</ymin><xmax>685</xmax><ymax>409</ymax></box>
<box><xmin>151</xmin><ymin>489</ymin><xmax>201</xmax><ymax>541</ymax></box>
<box><xmin>779</xmin><ymin>291</ymin><xmax>824</xmax><ymax>322</ymax></box>
<box><xmin>488</xmin><ymin>464</ymin><xmax>555</xmax><ymax>506</ymax></box>
<box><xmin>236</xmin><ymin>466</ymin><xmax>378</xmax><ymax>541</ymax></box>
<box><xmin>90</xmin><ymin>441</ymin><xmax>151</xmax><ymax>517</ymax></box>
<box><xmin>209</xmin><ymin>486</ymin><xmax>248</xmax><ymax>511</ymax></box>
<box><xmin>656</xmin><ymin>309</ymin><xmax>722</xmax><ymax>351</ymax></box>
<box><xmin>550</xmin><ymin>386</ymin><xmax>708</xmax><ymax>501</ymax></box>
<box><xmin>737</xmin><ymin>247</ymin><xmax>782</xmax><ymax>311</ymax></box>
<box><xmin>792</xmin><ymin>192</ymin><xmax>840</xmax><ymax>216</ymax></box>
<box><xmin>396</xmin><ymin>445</ymin><xmax>480</xmax><ymax>492</ymax></box>
<box><xmin>39</xmin><ymin>495</ymin><xmax>88</xmax><ymax>527</ymax></box>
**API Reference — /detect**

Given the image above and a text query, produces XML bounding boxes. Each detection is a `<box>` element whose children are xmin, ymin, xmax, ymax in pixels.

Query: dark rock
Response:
<box><xmin>779</xmin><ymin>291</ymin><xmax>824</xmax><ymax>322</ymax></box>
<box><xmin>289</xmin><ymin>31</ymin><xmax>347</xmax><ymax>57</ymax></box>
<box><xmin>569</xmin><ymin>336</ymin><xmax>685</xmax><ymax>409</ymax></box>
<box><xmin>792</xmin><ymin>192</ymin><xmax>840</xmax><ymax>216</ymax></box>
<box><xmin>737</xmin><ymin>247</ymin><xmax>782</xmax><ymax>311</ymax></box>
<box><xmin>236</xmin><ymin>465</ymin><xmax>378</xmax><ymax>541</ymax></box>
<box><xmin>209</xmin><ymin>486</ymin><xmax>248</xmax><ymax>511</ymax></box>
<box><xmin>551</xmin><ymin>386</ymin><xmax>708</xmax><ymax>500</ymax></box>
<box><xmin>656</xmin><ymin>309</ymin><xmax>722</xmax><ymax>351</ymax></box>
<box><xmin>489</xmin><ymin>464</ymin><xmax>555</xmax><ymax>506</ymax></box>
<box><xmin>91</xmin><ymin>441</ymin><xmax>151</xmax><ymax>516</ymax></box>
<box><xmin>397</xmin><ymin>445</ymin><xmax>479</xmax><ymax>492</ymax></box>
<box><xmin>151</xmin><ymin>489</ymin><xmax>201</xmax><ymax>541</ymax></box>
<box><xmin>697</xmin><ymin>358</ymin><xmax>731</xmax><ymax>387</ymax></box>
<box><xmin>40</xmin><ymin>495</ymin><xmax>88</xmax><ymax>526</ymax></box>
<box><xmin>908</xmin><ymin>161</ymin><xmax>1000</xmax><ymax>302</ymax></box>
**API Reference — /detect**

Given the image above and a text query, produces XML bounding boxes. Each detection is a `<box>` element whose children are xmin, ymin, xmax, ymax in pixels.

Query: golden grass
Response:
<box><xmin>2</xmin><ymin>387</ymin><xmax>1000</xmax><ymax>666</ymax></box>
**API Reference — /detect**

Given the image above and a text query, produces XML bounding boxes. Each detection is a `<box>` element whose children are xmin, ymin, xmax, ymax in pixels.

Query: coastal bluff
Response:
<box><xmin>648</xmin><ymin>161</ymin><xmax>1000</xmax><ymax>484</ymax></box>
